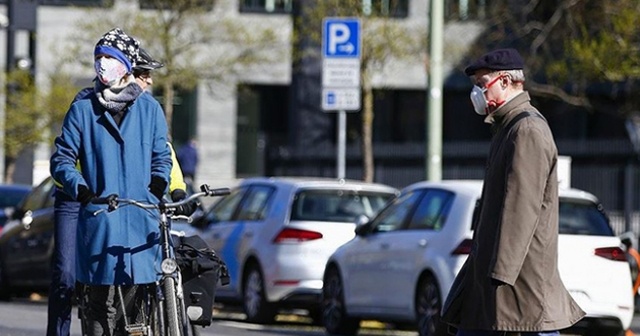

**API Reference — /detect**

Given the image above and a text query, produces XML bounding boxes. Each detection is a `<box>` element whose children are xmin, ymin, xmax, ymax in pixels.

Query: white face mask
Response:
<box><xmin>470</xmin><ymin>85</ymin><xmax>488</xmax><ymax>115</ymax></box>
<box><xmin>94</xmin><ymin>57</ymin><xmax>127</xmax><ymax>87</ymax></box>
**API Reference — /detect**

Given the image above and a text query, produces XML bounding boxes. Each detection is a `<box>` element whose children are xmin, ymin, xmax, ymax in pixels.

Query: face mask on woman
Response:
<box><xmin>94</xmin><ymin>57</ymin><xmax>127</xmax><ymax>87</ymax></box>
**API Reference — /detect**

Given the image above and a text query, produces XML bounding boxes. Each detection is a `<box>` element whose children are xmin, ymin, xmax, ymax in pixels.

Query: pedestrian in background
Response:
<box><xmin>442</xmin><ymin>48</ymin><xmax>585</xmax><ymax>336</ymax></box>
<box><xmin>177</xmin><ymin>138</ymin><xmax>199</xmax><ymax>184</ymax></box>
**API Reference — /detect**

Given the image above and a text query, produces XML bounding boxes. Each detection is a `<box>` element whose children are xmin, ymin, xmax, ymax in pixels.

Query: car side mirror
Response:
<box><xmin>355</xmin><ymin>214</ymin><xmax>369</xmax><ymax>227</ymax></box>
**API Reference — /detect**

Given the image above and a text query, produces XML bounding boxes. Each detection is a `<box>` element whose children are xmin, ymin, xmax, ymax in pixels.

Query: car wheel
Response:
<box><xmin>415</xmin><ymin>275</ymin><xmax>441</xmax><ymax>336</ymax></box>
<box><xmin>321</xmin><ymin>267</ymin><xmax>359</xmax><ymax>336</ymax></box>
<box><xmin>242</xmin><ymin>265</ymin><xmax>276</xmax><ymax>324</ymax></box>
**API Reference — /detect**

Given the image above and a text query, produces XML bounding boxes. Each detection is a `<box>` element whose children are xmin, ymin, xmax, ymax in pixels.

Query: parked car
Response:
<box><xmin>322</xmin><ymin>180</ymin><xmax>634</xmax><ymax>336</ymax></box>
<box><xmin>190</xmin><ymin>177</ymin><xmax>398</xmax><ymax>323</ymax></box>
<box><xmin>0</xmin><ymin>176</ymin><xmax>201</xmax><ymax>299</ymax></box>
<box><xmin>0</xmin><ymin>184</ymin><xmax>32</xmax><ymax>230</ymax></box>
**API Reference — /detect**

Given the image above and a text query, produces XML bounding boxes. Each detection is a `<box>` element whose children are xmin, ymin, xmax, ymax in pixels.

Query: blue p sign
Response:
<box><xmin>323</xmin><ymin>18</ymin><xmax>361</xmax><ymax>58</ymax></box>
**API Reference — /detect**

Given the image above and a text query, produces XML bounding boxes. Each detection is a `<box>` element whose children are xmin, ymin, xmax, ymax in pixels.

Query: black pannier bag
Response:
<box><xmin>172</xmin><ymin>234</ymin><xmax>230</xmax><ymax>326</ymax></box>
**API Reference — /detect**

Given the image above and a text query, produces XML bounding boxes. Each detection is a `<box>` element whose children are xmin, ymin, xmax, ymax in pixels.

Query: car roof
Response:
<box><xmin>238</xmin><ymin>176</ymin><xmax>399</xmax><ymax>193</ymax></box>
<box><xmin>402</xmin><ymin>179</ymin><xmax>599</xmax><ymax>203</ymax></box>
<box><xmin>0</xmin><ymin>184</ymin><xmax>32</xmax><ymax>193</ymax></box>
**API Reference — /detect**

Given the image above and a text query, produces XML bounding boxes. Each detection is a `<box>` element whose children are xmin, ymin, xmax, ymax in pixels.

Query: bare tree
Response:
<box><xmin>66</xmin><ymin>0</ymin><xmax>282</xmax><ymax>136</ymax></box>
<box><xmin>296</xmin><ymin>0</ymin><xmax>425</xmax><ymax>182</ymax></box>
<box><xmin>2</xmin><ymin>69</ymin><xmax>79</xmax><ymax>182</ymax></box>
<box><xmin>475</xmin><ymin>0</ymin><xmax>640</xmax><ymax>115</ymax></box>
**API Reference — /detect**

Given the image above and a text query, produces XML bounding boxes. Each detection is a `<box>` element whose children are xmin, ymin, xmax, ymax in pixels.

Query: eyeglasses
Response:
<box><xmin>475</xmin><ymin>74</ymin><xmax>506</xmax><ymax>90</ymax></box>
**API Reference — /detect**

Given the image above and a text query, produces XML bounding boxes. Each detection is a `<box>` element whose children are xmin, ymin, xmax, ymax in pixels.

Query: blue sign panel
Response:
<box><xmin>322</xmin><ymin>18</ymin><xmax>361</xmax><ymax>58</ymax></box>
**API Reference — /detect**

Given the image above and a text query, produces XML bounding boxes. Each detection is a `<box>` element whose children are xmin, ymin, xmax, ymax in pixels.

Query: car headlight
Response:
<box><xmin>161</xmin><ymin>258</ymin><xmax>178</xmax><ymax>274</ymax></box>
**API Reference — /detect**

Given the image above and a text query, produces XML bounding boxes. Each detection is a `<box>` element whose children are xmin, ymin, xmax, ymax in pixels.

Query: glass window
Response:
<box><xmin>559</xmin><ymin>198</ymin><xmax>614</xmax><ymax>236</ymax></box>
<box><xmin>21</xmin><ymin>178</ymin><xmax>54</xmax><ymax>212</ymax></box>
<box><xmin>206</xmin><ymin>187</ymin><xmax>247</xmax><ymax>223</ymax></box>
<box><xmin>240</xmin><ymin>0</ymin><xmax>292</xmax><ymax>13</ymax></box>
<box><xmin>237</xmin><ymin>185</ymin><xmax>275</xmax><ymax>220</ymax></box>
<box><xmin>362</xmin><ymin>0</ymin><xmax>409</xmax><ymax>18</ymax></box>
<box><xmin>0</xmin><ymin>187</ymin><xmax>29</xmax><ymax>208</ymax></box>
<box><xmin>139</xmin><ymin>0</ymin><xmax>214</xmax><ymax>10</ymax></box>
<box><xmin>370</xmin><ymin>191</ymin><xmax>421</xmax><ymax>232</ymax></box>
<box><xmin>445</xmin><ymin>0</ymin><xmax>489</xmax><ymax>21</ymax></box>
<box><xmin>290</xmin><ymin>189</ymin><xmax>394</xmax><ymax>222</ymax></box>
<box><xmin>408</xmin><ymin>189</ymin><xmax>454</xmax><ymax>230</ymax></box>
<box><xmin>38</xmin><ymin>0</ymin><xmax>112</xmax><ymax>6</ymax></box>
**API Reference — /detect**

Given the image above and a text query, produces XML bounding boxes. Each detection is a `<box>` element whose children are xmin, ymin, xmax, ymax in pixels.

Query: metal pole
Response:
<box><xmin>337</xmin><ymin>110</ymin><xmax>346</xmax><ymax>179</ymax></box>
<box><xmin>426</xmin><ymin>0</ymin><xmax>443</xmax><ymax>181</ymax></box>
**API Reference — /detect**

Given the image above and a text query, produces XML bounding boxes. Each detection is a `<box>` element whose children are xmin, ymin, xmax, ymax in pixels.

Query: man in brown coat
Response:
<box><xmin>448</xmin><ymin>48</ymin><xmax>585</xmax><ymax>336</ymax></box>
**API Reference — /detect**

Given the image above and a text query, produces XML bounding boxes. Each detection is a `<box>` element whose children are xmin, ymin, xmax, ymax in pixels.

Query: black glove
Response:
<box><xmin>174</xmin><ymin>201</ymin><xmax>198</xmax><ymax>217</ymax></box>
<box><xmin>148</xmin><ymin>176</ymin><xmax>168</xmax><ymax>200</ymax></box>
<box><xmin>171</xmin><ymin>189</ymin><xmax>197</xmax><ymax>216</ymax></box>
<box><xmin>77</xmin><ymin>185</ymin><xmax>97</xmax><ymax>206</ymax></box>
<box><xmin>171</xmin><ymin>189</ymin><xmax>187</xmax><ymax>202</ymax></box>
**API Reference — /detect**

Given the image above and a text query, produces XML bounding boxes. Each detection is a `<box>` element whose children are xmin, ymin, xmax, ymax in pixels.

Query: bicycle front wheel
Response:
<box><xmin>163</xmin><ymin>277</ymin><xmax>182</xmax><ymax>336</ymax></box>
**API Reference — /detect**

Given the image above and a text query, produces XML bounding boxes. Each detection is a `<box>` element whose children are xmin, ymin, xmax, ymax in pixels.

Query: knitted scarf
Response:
<box><xmin>94</xmin><ymin>76</ymin><xmax>143</xmax><ymax>121</ymax></box>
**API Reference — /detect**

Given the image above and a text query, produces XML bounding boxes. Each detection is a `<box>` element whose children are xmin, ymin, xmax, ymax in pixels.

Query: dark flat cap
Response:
<box><xmin>464</xmin><ymin>48</ymin><xmax>524</xmax><ymax>76</ymax></box>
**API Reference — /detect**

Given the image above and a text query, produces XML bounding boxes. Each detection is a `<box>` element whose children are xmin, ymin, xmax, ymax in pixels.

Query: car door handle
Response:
<box><xmin>418</xmin><ymin>239</ymin><xmax>427</xmax><ymax>248</ymax></box>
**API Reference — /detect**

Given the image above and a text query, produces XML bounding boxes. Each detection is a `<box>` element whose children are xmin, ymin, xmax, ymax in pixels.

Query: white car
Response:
<box><xmin>191</xmin><ymin>177</ymin><xmax>398</xmax><ymax>323</ymax></box>
<box><xmin>322</xmin><ymin>180</ymin><xmax>634</xmax><ymax>336</ymax></box>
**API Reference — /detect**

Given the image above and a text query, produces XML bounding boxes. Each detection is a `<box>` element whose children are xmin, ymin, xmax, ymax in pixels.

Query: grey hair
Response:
<box><xmin>501</xmin><ymin>69</ymin><xmax>525</xmax><ymax>83</ymax></box>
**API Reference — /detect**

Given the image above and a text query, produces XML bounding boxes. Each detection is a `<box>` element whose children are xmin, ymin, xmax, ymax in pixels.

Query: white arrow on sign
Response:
<box><xmin>338</xmin><ymin>43</ymin><xmax>355</xmax><ymax>54</ymax></box>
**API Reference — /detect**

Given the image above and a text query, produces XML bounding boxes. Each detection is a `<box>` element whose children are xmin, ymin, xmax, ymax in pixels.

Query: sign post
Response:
<box><xmin>322</xmin><ymin>17</ymin><xmax>361</xmax><ymax>179</ymax></box>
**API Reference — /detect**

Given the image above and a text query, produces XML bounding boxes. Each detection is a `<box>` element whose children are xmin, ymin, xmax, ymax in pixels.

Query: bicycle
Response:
<box><xmin>78</xmin><ymin>184</ymin><xmax>230</xmax><ymax>336</ymax></box>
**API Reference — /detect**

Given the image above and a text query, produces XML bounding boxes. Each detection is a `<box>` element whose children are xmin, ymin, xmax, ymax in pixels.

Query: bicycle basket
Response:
<box><xmin>172</xmin><ymin>234</ymin><xmax>230</xmax><ymax>326</ymax></box>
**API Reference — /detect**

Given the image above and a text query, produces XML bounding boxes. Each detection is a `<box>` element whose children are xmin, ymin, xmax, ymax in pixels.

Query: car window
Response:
<box><xmin>559</xmin><ymin>198</ymin><xmax>614</xmax><ymax>236</ymax></box>
<box><xmin>236</xmin><ymin>186</ymin><xmax>275</xmax><ymax>221</ymax></box>
<box><xmin>0</xmin><ymin>188</ymin><xmax>29</xmax><ymax>208</ymax></box>
<box><xmin>407</xmin><ymin>189</ymin><xmax>454</xmax><ymax>231</ymax></box>
<box><xmin>21</xmin><ymin>178</ymin><xmax>54</xmax><ymax>211</ymax></box>
<box><xmin>370</xmin><ymin>191</ymin><xmax>422</xmax><ymax>233</ymax></box>
<box><xmin>206</xmin><ymin>187</ymin><xmax>247</xmax><ymax>223</ymax></box>
<box><xmin>290</xmin><ymin>189</ymin><xmax>394</xmax><ymax>223</ymax></box>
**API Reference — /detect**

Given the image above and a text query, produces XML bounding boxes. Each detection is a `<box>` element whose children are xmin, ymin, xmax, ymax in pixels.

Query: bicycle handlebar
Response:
<box><xmin>91</xmin><ymin>184</ymin><xmax>231</xmax><ymax>213</ymax></box>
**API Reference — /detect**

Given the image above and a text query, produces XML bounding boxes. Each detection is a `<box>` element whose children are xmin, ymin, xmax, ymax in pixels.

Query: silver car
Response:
<box><xmin>191</xmin><ymin>177</ymin><xmax>398</xmax><ymax>323</ymax></box>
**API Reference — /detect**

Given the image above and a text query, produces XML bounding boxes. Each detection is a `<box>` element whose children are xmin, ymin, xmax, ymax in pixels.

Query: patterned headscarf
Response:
<box><xmin>94</xmin><ymin>28</ymin><xmax>140</xmax><ymax>73</ymax></box>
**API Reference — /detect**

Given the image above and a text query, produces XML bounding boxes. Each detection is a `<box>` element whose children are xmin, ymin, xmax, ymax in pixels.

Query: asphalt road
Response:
<box><xmin>0</xmin><ymin>296</ymin><xmax>639</xmax><ymax>336</ymax></box>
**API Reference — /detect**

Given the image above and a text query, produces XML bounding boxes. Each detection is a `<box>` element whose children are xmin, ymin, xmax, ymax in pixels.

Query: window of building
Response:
<box><xmin>241</xmin><ymin>0</ymin><xmax>408</xmax><ymax>17</ymax></box>
<box><xmin>362</xmin><ymin>0</ymin><xmax>409</xmax><ymax>18</ymax></box>
<box><xmin>139</xmin><ymin>0</ymin><xmax>214</xmax><ymax>10</ymax></box>
<box><xmin>445</xmin><ymin>0</ymin><xmax>489</xmax><ymax>21</ymax></box>
<box><xmin>26</xmin><ymin>0</ymin><xmax>111</xmax><ymax>6</ymax></box>
<box><xmin>240</xmin><ymin>0</ymin><xmax>293</xmax><ymax>14</ymax></box>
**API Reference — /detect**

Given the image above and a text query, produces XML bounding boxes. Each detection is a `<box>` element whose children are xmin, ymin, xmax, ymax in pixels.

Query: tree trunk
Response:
<box><xmin>361</xmin><ymin>74</ymin><xmax>374</xmax><ymax>183</ymax></box>
<box><xmin>163</xmin><ymin>82</ymin><xmax>175</xmax><ymax>138</ymax></box>
<box><xmin>4</xmin><ymin>157</ymin><xmax>16</xmax><ymax>184</ymax></box>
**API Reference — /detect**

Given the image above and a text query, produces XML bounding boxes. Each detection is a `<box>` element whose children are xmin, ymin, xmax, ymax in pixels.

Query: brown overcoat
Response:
<box><xmin>456</xmin><ymin>92</ymin><xmax>585</xmax><ymax>332</ymax></box>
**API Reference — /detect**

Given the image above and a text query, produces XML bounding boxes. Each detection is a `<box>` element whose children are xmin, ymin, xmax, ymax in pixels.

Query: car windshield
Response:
<box><xmin>290</xmin><ymin>189</ymin><xmax>393</xmax><ymax>222</ymax></box>
<box><xmin>471</xmin><ymin>197</ymin><xmax>614</xmax><ymax>236</ymax></box>
<box><xmin>0</xmin><ymin>189</ymin><xmax>29</xmax><ymax>208</ymax></box>
<box><xmin>559</xmin><ymin>198</ymin><xmax>614</xmax><ymax>236</ymax></box>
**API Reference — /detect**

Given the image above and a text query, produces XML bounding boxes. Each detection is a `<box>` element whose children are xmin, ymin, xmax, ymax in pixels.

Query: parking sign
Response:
<box><xmin>322</xmin><ymin>18</ymin><xmax>361</xmax><ymax>58</ymax></box>
<box><xmin>322</xmin><ymin>17</ymin><xmax>361</xmax><ymax>112</ymax></box>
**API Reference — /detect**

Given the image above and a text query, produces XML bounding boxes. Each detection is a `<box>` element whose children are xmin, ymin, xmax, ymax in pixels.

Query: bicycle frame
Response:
<box><xmin>79</xmin><ymin>184</ymin><xmax>230</xmax><ymax>336</ymax></box>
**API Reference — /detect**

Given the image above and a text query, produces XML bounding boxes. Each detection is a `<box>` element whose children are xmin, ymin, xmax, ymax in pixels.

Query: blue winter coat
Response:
<box><xmin>50</xmin><ymin>91</ymin><xmax>172</xmax><ymax>285</ymax></box>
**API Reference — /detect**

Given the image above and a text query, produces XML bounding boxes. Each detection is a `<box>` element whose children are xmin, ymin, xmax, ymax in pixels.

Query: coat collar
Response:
<box><xmin>489</xmin><ymin>91</ymin><xmax>532</xmax><ymax>133</ymax></box>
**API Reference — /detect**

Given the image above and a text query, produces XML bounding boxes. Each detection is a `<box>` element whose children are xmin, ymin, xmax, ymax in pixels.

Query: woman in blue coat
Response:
<box><xmin>49</xmin><ymin>28</ymin><xmax>172</xmax><ymax>335</ymax></box>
